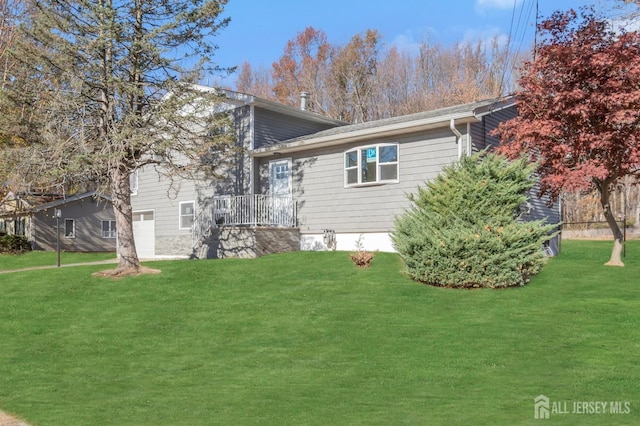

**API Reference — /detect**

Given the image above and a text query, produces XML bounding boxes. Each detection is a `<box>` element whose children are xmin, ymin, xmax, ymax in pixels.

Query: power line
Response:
<box><xmin>498</xmin><ymin>0</ymin><xmax>518</xmax><ymax>95</ymax></box>
<box><xmin>499</xmin><ymin>0</ymin><xmax>538</xmax><ymax>94</ymax></box>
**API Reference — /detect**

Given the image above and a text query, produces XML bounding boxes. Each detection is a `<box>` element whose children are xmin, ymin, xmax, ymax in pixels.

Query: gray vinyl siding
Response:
<box><xmin>258</xmin><ymin>127</ymin><xmax>459</xmax><ymax>234</ymax></box>
<box><xmin>130</xmin><ymin>102</ymin><xmax>254</xmax><ymax>257</ymax></box>
<box><xmin>470</xmin><ymin>105</ymin><xmax>517</xmax><ymax>152</ymax></box>
<box><xmin>253</xmin><ymin>107</ymin><xmax>340</xmax><ymax>150</ymax></box>
<box><xmin>31</xmin><ymin>198</ymin><xmax>116</xmax><ymax>252</ymax></box>
<box><xmin>131</xmin><ymin>166</ymin><xmax>218</xmax><ymax>256</ymax></box>
<box><xmin>470</xmin><ymin>105</ymin><xmax>560</xmax><ymax>254</ymax></box>
<box><xmin>220</xmin><ymin>105</ymin><xmax>252</xmax><ymax>195</ymax></box>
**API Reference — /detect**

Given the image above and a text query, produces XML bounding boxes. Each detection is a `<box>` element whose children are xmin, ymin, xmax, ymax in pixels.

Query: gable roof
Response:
<box><xmin>250</xmin><ymin>96</ymin><xmax>515</xmax><ymax>157</ymax></box>
<box><xmin>192</xmin><ymin>85</ymin><xmax>346</xmax><ymax>127</ymax></box>
<box><xmin>31</xmin><ymin>191</ymin><xmax>112</xmax><ymax>213</ymax></box>
<box><xmin>0</xmin><ymin>191</ymin><xmax>111</xmax><ymax>218</ymax></box>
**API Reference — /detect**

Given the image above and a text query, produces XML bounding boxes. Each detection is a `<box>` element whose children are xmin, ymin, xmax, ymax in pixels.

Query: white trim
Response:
<box><xmin>179</xmin><ymin>201</ymin><xmax>196</xmax><ymax>230</ymax></box>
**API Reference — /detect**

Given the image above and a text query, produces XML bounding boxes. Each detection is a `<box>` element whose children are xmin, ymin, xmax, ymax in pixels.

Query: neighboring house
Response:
<box><xmin>0</xmin><ymin>191</ymin><xmax>116</xmax><ymax>252</ymax></box>
<box><xmin>131</xmin><ymin>88</ymin><xmax>560</xmax><ymax>259</ymax></box>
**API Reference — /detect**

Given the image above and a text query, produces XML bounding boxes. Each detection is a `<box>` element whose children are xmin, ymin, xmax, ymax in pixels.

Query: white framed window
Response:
<box><xmin>64</xmin><ymin>219</ymin><xmax>75</xmax><ymax>238</ymax></box>
<box><xmin>101</xmin><ymin>220</ymin><xmax>116</xmax><ymax>238</ymax></box>
<box><xmin>179</xmin><ymin>201</ymin><xmax>195</xmax><ymax>230</ymax></box>
<box><xmin>345</xmin><ymin>143</ymin><xmax>399</xmax><ymax>187</ymax></box>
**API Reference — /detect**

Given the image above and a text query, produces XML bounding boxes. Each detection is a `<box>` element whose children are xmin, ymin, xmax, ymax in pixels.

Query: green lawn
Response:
<box><xmin>0</xmin><ymin>241</ymin><xmax>638</xmax><ymax>425</ymax></box>
<box><xmin>0</xmin><ymin>251</ymin><xmax>116</xmax><ymax>271</ymax></box>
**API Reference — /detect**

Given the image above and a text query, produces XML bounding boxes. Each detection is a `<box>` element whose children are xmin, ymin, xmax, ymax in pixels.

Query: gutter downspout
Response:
<box><xmin>450</xmin><ymin>118</ymin><xmax>463</xmax><ymax>159</ymax></box>
<box><xmin>467</xmin><ymin>122</ymin><xmax>472</xmax><ymax>156</ymax></box>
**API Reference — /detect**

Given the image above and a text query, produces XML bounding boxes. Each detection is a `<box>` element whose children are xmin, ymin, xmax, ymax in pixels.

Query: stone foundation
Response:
<box><xmin>155</xmin><ymin>234</ymin><xmax>192</xmax><ymax>258</ymax></box>
<box><xmin>196</xmin><ymin>226</ymin><xmax>300</xmax><ymax>259</ymax></box>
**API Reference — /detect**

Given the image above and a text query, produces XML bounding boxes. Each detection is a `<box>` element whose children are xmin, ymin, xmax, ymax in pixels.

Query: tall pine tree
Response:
<box><xmin>3</xmin><ymin>0</ymin><xmax>234</xmax><ymax>275</ymax></box>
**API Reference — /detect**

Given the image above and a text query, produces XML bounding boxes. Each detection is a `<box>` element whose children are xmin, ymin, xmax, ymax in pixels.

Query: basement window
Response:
<box><xmin>345</xmin><ymin>144</ymin><xmax>399</xmax><ymax>187</ymax></box>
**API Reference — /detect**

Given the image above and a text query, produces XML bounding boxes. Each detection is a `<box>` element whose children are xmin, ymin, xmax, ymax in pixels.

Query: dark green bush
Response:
<box><xmin>0</xmin><ymin>234</ymin><xmax>32</xmax><ymax>254</ymax></box>
<box><xmin>392</xmin><ymin>153</ymin><xmax>556</xmax><ymax>288</ymax></box>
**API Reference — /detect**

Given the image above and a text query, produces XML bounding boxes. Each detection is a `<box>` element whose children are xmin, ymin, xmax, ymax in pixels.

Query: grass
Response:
<box><xmin>0</xmin><ymin>251</ymin><xmax>116</xmax><ymax>271</ymax></box>
<box><xmin>0</xmin><ymin>240</ymin><xmax>639</xmax><ymax>425</ymax></box>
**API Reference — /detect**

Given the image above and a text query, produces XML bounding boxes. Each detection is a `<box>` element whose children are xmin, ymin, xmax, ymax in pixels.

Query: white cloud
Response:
<box><xmin>476</xmin><ymin>0</ymin><xmax>522</xmax><ymax>10</ymax></box>
<box><xmin>462</xmin><ymin>26</ymin><xmax>509</xmax><ymax>47</ymax></box>
<box><xmin>388</xmin><ymin>28</ymin><xmax>439</xmax><ymax>55</ymax></box>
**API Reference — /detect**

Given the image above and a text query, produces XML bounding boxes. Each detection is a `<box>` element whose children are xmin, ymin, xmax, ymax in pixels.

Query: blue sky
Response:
<box><xmin>212</xmin><ymin>0</ymin><xmax>600</xmax><ymax>86</ymax></box>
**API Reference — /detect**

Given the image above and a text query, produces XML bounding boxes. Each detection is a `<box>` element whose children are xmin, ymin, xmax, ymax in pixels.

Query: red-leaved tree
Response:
<box><xmin>495</xmin><ymin>8</ymin><xmax>640</xmax><ymax>266</ymax></box>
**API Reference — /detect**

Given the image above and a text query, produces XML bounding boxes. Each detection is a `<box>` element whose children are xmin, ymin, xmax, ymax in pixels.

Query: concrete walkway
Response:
<box><xmin>0</xmin><ymin>259</ymin><xmax>119</xmax><ymax>274</ymax></box>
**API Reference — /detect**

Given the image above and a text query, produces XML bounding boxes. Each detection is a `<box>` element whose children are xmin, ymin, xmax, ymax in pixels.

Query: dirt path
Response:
<box><xmin>0</xmin><ymin>258</ymin><xmax>119</xmax><ymax>274</ymax></box>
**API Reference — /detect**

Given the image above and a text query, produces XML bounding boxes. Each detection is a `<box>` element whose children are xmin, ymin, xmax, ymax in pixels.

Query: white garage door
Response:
<box><xmin>133</xmin><ymin>210</ymin><xmax>155</xmax><ymax>258</ymax></box>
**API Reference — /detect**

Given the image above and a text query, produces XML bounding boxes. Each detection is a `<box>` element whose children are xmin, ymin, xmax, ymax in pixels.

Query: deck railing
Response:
<box><xmin>212</xmin><ymin>194</ymin><xmax>297</xmax><ymax>227</ymax></box>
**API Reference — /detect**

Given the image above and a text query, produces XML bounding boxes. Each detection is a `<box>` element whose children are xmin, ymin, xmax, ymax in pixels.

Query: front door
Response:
<box><xmin>269</xmin><ymin>159</ymin><xmax>293</xmax><ymax>226</ymax></box>
<box><xmin>269</xmin><ymin>158</ymin><xmax>292</xmax><ymax>196</ymax></box>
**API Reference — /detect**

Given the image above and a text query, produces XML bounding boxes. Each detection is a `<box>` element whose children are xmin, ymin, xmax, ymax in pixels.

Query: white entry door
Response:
<box><xmin>269</xmin><ymin>158</ymin><xmax>292</xmax><ymax>196</ymax></box>
<box><xmin>132</xmin><ymin>210</ymin><xmax>155</xmax><ymax>258</ymax></box>
<box><xmin>269</xmin><ymin>159</ymin><xmax>293</xmax><ymax>226</ymax></box>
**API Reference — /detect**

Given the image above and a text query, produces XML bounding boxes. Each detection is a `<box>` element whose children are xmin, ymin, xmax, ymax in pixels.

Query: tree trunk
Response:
<box><xmin>111</xmin><ymin>167</ymin><xmax>140</xmax><ymax>273</ymax></box>
<box><xmin>598</xmin><ymin>180</ymin><xmax>624</xmax><ymax>267</ymax></box>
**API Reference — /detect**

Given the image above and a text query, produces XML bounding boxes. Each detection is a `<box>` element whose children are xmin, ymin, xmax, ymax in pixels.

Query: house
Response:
<box><xmin>131</xmin><ymin>88</ymin><xmax>560</xmax><ymax>259</ymax></box>
<box><xmin>0</xmin><ymin>191</ymin><xmax>116</xmax><ymax>252</ymax></box>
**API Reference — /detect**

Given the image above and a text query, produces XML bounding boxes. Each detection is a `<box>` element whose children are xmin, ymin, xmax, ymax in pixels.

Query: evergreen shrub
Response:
<box><xmin>392</xmin><ymin>153</ymin><xmax>556</xmax><ymax>288</ymax></box>
<box><xmin>0</xmin><ymin>234</ymin><xmax>32</xmax><ymax>254</ymax></box>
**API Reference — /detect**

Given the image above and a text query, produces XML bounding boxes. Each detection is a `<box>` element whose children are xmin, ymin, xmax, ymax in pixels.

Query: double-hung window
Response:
<box><xmin>180</xmin><ymin>201</ymin><xmax>195</xmax><ymax>230</ymax></box>
<box><xmin>102</xmin><ymin>220</ymin><xmax>117</xmax><ymax>238</ymax></box>
<box><xmin>345</xmin><ymin>143</ymin><xmax>399</xmax><ymax>187</ymax></box>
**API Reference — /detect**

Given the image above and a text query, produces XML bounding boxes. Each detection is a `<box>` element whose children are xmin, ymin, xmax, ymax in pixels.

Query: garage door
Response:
<box><xmin>133</xmin><ymin>210</ymin><xmax>155</xmax><ymax>258</ymax></box>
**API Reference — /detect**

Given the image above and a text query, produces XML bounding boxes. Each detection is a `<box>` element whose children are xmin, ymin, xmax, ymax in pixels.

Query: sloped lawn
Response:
<box><xmin>0</xmin><ymin>241</ymin><xmax>638</xmax><ymax>425</ymax></box>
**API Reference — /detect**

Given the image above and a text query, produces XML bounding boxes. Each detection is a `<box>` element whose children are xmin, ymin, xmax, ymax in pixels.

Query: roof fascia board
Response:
<box><xmin>251</xmin><ymin>98</ymin><xmax>345</xmax><ymax>126</ymax></box>
<box><xmin>473</xmin><ymin>96</ymin><xmax>516</xmax><ymax>117</ymax></box>
<box><xmin>251</xmin><ymin>112</ymin><xmax>480</xmax><ymax>157</ymax></box>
